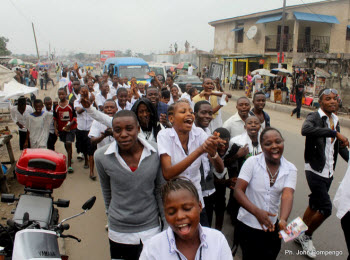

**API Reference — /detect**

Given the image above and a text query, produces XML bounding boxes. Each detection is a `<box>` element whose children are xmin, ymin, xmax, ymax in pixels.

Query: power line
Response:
<box><xmin>298</xmin><ymin>0</ymin><xmax>329</xmax><ymax>23</ymax></box>
<box><xmin>7</xmin><ymin>0</ymin><xmax>32</xmax><ymax>23</ymax></box>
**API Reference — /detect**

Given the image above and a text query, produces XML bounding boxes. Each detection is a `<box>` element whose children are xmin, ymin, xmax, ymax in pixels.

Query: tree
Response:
<box><xmin>0</xmin><ymin>37</ymin><xmax>11</xmax><ymax>56</ymax></box>
<box><xmin>125</xmin><ymin>49</ymin><xmax>132</xmax><ymax>56</ymax></box>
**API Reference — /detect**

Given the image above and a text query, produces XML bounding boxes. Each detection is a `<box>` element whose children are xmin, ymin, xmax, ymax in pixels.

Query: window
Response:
<box><xmin>347</xmin><ymin>27</ymin><xmax>350</xmax><ymax>41</ymax></box>
<box><xmin>237</xmin><ymin>29</ymin><xmax>244</xmax><ymax>43</ymax></box>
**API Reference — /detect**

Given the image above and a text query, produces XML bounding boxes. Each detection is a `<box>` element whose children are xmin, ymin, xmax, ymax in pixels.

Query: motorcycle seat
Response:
<box><xmin>13</xmin><ymin>194</ymin><xmax>53</xmax><ymax>229</ymax></box>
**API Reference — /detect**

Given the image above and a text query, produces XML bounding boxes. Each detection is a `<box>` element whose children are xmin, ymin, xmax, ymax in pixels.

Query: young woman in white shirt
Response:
<box><xmin>157</xmin><ymin>100</ymin><xmax>225</xmax><ymax>226</ymax></box>
<box><xmin>140</xmin><ymin>177</ymin><xmax>233</xmax><ymax>260</ymax></box>
<box><xmin>234</xmin><ymin>127</ymin><xmax>297</xmax><ymax>260</ymax></box>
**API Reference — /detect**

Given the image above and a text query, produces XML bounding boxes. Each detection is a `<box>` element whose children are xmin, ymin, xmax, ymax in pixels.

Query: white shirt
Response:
<box><xmin>93</xmin><ymin>83</ymin><xmax>100</xmax><ymax>93</ymax></box>
<box><xmin>116</xmin><ymin>100</ymin><xmax>132</xmax><ymax>111</ymax></box>
<box><xmin>237</xmin><ymin>153</ymin><xmax>297</xmax><ymax>230</ymax></box>
<box><xmin>104</xmin><ymin>138</ymin><xmax>161</xmax><ymax>244</ymax></box>
<box><xmin>201</xmin><ymin>127</ymin><xmax>215</xmax><ymax>197</ymax></box>
<box><xmin>157</xmin><ymin>126</ymin><xmax>208</xmax><ymax>206</ymax></box>
<box><xmin>123</xmin><ymin>83</ymin><xmax>130</xmax><ymax>89</ymax></box>
<box><xmin>305</xmin><ymin>108</ymin><xmax>338</xmax><ymax>178</ymax></box>
<box><xmin>74</xmin><ymin>98</ymin><xmax>94</xmax><ymax>131</ymax></box>
<box><xmin>139</xmin><ymin>225</ymin><xmax>233</xmax><ymax>260</ymax></box>
<box><xmin>188</xmin><ymin>66</ymin><xmax>194</xmax><ymax>75</ymax></box>
<box><xmin>229</xmin><ymin>131</ymin><xmax>262</xmax><ymax>157</ymax></box>
<box><xmin>223</xmin><ymin>112</ymin><xmax>246</xmax><ymax>138</ymax></box>
<box><xmin>88</xmin><ymin>119</ymin><xmax>114</xmax><ymax>149</ymax></box>
<box><xmin>25</xmin><ymin>111</ymin><xmax>52</xmax><ymax>148</ymax></box>
<box><xmin>334</xmin><ymin>160</ymin><xmax>350</xmax><ymax>219</ymax></box>
<box><xmin>43</xmin><ymin>107</ymin><xmax>55</xmax><ymax>134</ymax></box>
<box><xmin>95</xmin><ymin>92</ymin><xmax>112</xmax><ymax>108</ymax></box>
<box><xmin>109</xmin><ymin>85</ymin><xmax>117</xmax><ymax>97</ymax></box>
<box><xmin>10</xmin><ymin>105</ymin><xmax>33</xmax><ymax>132</ymax></box>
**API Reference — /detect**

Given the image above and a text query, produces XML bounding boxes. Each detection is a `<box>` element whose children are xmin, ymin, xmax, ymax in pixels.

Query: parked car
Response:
<box><xmin>174</xmin><ymin>75</ymin><xmax>203</xmax><ymax>93</ymax></box>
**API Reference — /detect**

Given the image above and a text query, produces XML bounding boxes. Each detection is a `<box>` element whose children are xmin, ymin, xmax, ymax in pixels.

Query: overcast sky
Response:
<box><xmin>1</xmin><ymin>0</ymin><xmax>325</xmax><ymax>55</ymax></box>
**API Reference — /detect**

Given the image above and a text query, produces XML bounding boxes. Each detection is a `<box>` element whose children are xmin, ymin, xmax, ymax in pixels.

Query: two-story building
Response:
<box><xmin>209</xmin><ymin>0</ymin><xmax>350</xmax><ymax>81</ymax></box>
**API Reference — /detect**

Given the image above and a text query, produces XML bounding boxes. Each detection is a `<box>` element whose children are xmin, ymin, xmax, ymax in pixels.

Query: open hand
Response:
<box><xmin>80</xmin><ymin>88</ymin><xmax>91</xmax><ymax>108</ymax></box>
<box><xmin>255</xmin><ymin>208</ymin><xmax>276</xmax><ymax>232</ymax></box>
<box><xmin>236</xmin><ymin>144</ymin><xmax>249</xmax><ymax>158</ymax></box>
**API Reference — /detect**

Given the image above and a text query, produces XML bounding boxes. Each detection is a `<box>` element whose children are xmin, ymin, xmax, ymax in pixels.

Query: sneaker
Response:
<box><xmin>77</xmin><ymin>153</ymin><xmax>84</xmax><ymax>160</ymax></box>
<box><xmin>294</xmin><ymin>233</ymin><xmax>316</xmax><ymax>258</ymax></box>
<box><xmin>68</xmin><ymin>167</ymin><xmax>74</xmax><ymax>174</ymax></box>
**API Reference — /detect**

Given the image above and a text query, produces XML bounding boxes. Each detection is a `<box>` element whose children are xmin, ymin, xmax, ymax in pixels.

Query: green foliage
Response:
<box><xmin>0</xmin><ymin>36</ymin><xmax>11</xmax><ymax>56</ymax></box>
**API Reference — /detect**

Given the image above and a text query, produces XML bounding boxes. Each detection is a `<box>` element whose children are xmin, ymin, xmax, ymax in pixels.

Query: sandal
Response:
<box><xmin>89</xmin><ymin>176</ymin><xmax>96</xmax><ymax>181</ymax></box>
<box><xmin>68</xmin><ymin>167</ymin><xmax>74</xmax><ymax>174</ymax></box>
<box><xmin>84</xmin><ymin>165</ymin><xmax>89</xmax><ymax>169</ymax></box>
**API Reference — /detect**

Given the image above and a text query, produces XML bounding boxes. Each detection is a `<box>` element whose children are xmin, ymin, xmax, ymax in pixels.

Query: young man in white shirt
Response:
<box><xmin>223</xmin><ymin>96</ymin><xmax>251</xmax><ymax>138</ymax></box>
<box><xmin>10</xmin><ymin>97</ymin><xmax>33</xmax><ymax>150</ymax></box>
<box><xmin>43</xmin><ymin>97</ymin><xmax>57</xmax><ymax>150</ymax></box>
<box><xmin>95</xmin><ymin>82</ymin><xmax>112</xmax><ymax>111</ymax></box>
<box><xmin>188</xmin><ymin>64</ymin><xmax>194</xmax><ymax>75</ymax></box>
<box><xmin>296</xmin><ymin>89</ymin><xmax>349</xmax><ymax>258</ymax></box>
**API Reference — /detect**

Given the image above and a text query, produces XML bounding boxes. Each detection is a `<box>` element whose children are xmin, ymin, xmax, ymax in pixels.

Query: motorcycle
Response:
<box><xmin>0</xmin><ymin>148</ymin><xmax>96</xmax><ymax>259</ymax></box>
<box><xmin>0</xmin><ymin>195</ymin><xmax>96</xmax><ymax>260</ymax></box>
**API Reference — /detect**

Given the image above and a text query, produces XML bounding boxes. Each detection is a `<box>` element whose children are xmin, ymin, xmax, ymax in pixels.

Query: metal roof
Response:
<box><xmin>104</xmin><ymin>57</ymin><xmax>148</xmax><ymax>66</ymax></box>
<box><xmin>293</xmin><ymin>11</ymin><xmax>340</xmax><ymax>24</ymax></box>
<box><xmin>256</xmin><ymin>14</ymin><xmax>282</xmax><ymax>24</ymax></box>
<box><xmin>231</xmin><ymin>27</ymin><xmax>243</xmax><ymax>32</ymax></box>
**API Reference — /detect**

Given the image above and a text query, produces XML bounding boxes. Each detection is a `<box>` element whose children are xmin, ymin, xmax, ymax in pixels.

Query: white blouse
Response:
<box><xmin>157</xmin><ymin>126</ymin><xmax>208</xmax><ymax>206</ymax></box>
<box><xmin>237</xmin><ymin>153</ymin><xmax>297</xmax><ymax>230</ymax></box>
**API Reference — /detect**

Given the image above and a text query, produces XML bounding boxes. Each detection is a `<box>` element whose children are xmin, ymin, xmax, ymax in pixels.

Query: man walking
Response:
<box><xmin>296</xmin><ymin>88</ymin><xmax>349</xmax><ymax>258</ymax></box>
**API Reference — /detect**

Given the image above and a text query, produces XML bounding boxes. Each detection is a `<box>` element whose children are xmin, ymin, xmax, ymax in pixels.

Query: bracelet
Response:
<box><xmin>211</xmin><ymin>152</ymin><xmax>219</xmax><ymax>159</ymax></box>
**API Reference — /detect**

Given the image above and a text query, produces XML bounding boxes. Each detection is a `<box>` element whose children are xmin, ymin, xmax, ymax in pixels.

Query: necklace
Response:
<box><xmin>266</xmin><ymin>165</ymin><xmax>280</xmax><ymax>184</ymax></box>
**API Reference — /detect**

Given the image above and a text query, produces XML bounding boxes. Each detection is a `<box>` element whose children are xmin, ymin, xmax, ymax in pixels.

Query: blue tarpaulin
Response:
<box><xmin>231</xmin><ymin>27</ymin><xmax>243</xmax><ymax>32</ymax></box>
<box><xmin>294</xmin><ymin>12</ymin><xmax>339</xmax><ymax>24</ymax></box>
<box><xmin>256</xmin><ymin>14</ymin><xmax>282</xmax><ymax>24</ymax></box>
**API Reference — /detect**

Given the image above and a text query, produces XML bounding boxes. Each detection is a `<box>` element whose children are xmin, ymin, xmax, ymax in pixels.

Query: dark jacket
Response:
<box><xmin>249</xmin><ymin>109</ymin><xmax>271</xmax><ymax>127</ymax></box>
<box><xmin>302</xmin><ymin>111</ymin><xmax>349</xmax><ymax>173</ymax></box>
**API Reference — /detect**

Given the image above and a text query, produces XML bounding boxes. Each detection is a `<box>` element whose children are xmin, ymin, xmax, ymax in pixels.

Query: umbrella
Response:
<box><xmin>271</xmin><ymin>68</ymin><xmax>292</xmax><ymax>76</ymax></box>
<box><xmin>176</xmin><ymin>62</ymin><xmax>198</xmax><ymax>70</ymax></box>
<box><xmin>8</xmin><ymin>58</ymin><xmax>24</xmax><ymax>65</ymax></box>
<box><xmin>251</xmin><ymin>69</ymin><xmax>276</xmax><ymax>77</ymax></box>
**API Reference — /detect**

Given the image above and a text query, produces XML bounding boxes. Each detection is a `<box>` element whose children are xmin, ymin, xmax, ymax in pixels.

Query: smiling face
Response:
<box><xmin>261</xmin><ymin>130</ymin><xmax>284</xmax><ymax>164</ymax></box>
<box><xmin>112</xmin><ymin>116</ymin><xmax>139</xmax><ymax>151</ymax></box>
<box><xmin>146</xmin><ymin>89</ymin><xmax>159</xmax><ymax>105</ymax></box>
<box><xmin>34</xmin><ymin>102</ymin><xmax>43</xmax><ymax>114</ymax></box>
<box><xmin>117</xmin><ymin>91</ymin><xmax>128</xmax><ymax>108</ymax></box>
<box><xmin>236</xmin><ymin>98</ymin><xmax>251</xmax><ymax>119</ymax></box>
<box><xmin>137</xmin><ymin>103</ymin><xmax>151</xmax><ymax>128</ymax></box>
<box><xmin>195</xmin><ymin>103</ymin><xmax>213</xmax><ymax>129</ymax></box>
<box><xmin>171</xmin><ymin>102</ymin><xmax>195</xmax><ymax>132</ymax></box>
<box><xmin>244</xmin><ymin>116</ymin><xmax>261</xmax><ymax>138</ymax></box>
<box><xmin>171</xmin><ymin>86</ymin><xmax>179</xmax><ymax>99</ymax></box>
<box><xmin>253</xmin><ymin>94</ymin><xmax>266</xmax><ymax>111</ymax></box>
<box><xmin>320</xmin><ymin>92</ymin><xmax>337</xmax><ymax>115</ymax></box>
<box><xmin>103</xmin><ymin>101</ymin><xmax>118</xmax><ymax>116</ymax></box>
<box><xmin>202</xmin><ymin>78</ymin><xmax>214</xmax><ymax>93</ymax></box>
<box><xmin>164</xmin><ymin>189</ymin><xmax>202</xmax><ymax>242</ymax></box>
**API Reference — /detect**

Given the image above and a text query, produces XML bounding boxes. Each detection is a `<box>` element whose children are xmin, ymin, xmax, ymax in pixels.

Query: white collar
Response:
<box><xmin>166</xmin><ymin>225</ymin><xmax>208</xmax><ymax>254</ymax></box>
<box><xmin>257</xmin><ymin>153</ymin><xmax>296</xmax><ymax>179</ymax></box>
<box><xmin>232</xmin><ymin>112</ymin><xmax>245</xmax><ymax>122</ymax></box>
<box><xmin>104</xmin><ymin>137</ymin><xmax>156</xmax><ymax>156</ymax></box>
<box><xmin>318</xmin><ymin>108</ymin><xmax>338</xmax><ymax>122</ymax></box>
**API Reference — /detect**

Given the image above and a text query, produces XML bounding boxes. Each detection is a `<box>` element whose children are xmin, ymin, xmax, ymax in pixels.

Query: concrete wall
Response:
<box><xmin>212</xmin><ymin>0</ymin><xmax>350</xmax><ymax>55</ymax></box>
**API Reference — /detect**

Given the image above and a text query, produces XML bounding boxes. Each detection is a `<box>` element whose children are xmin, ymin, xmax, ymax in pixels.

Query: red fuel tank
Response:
<box><xmin>16</xmin><ymin>148</ymin><xmax>67</xmax><ymax>190</ymax></box>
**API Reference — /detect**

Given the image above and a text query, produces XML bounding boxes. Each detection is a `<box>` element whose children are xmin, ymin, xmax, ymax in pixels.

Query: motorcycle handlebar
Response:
<box><xmin>60</xmin><ymin>234</ymin><xmax>81</xmax><ymax>242</ymax></box>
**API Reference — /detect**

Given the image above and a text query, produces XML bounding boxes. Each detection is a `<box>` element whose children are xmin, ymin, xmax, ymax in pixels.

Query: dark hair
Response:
<box><xmin>237</xmin><ymin>96</ymin><xmax>250</xmax><ymax>104</ymax></box>
<box><xmin>167</xmin><ymin>103</ymin><xmax>175</xmax><ymax>116</ymax></box>
<box><xmin>33</xmin><ymin>99</ymin><xmax>43</xmax><ymax>106</ymax></box>
<box><xmin>194</xmin><ymin>100</ymin><xmax>211</xmax><ymax>113</ymax></box>
<box><xmin>62</xmin><ymin>71</ymin><xmax>67</xmax><ymax>77</ymax></box>
<box><xmin>131</xmin><ymin>98</ymin><xmax>158</xmax><ymax>135</ymax></box>
<box><xmin>170</xmin><ymin>85</ymin><xmax>178</xmax><ymax>91</ymax></box>
<box><xmin>146</xmin><ymin>87</ymin><xmax>159</xmax><ymax>95</ymax></box>
<box><xmin>58</xmin><ymin>87</ymin><xmax>67</xmax><ymax>94</ymax></box>
<box><xmin>167</xmin><ymin>76</ymin><xmax>174</xmax><ymax>81</ymax></box>
<box><xmin>188</xmin><ymin>87</ymin><xmax>197</xmax><ymax>97</ymax></box>
<box><xmin>117</xmin><ymin>87</ymin><xmax>128</xmax><ymax>96</ymax></box>
<box><xmin>161</xmin><ymin>89</ymin><xmax>170</xmax><ymax>99</ymax></box>
<box><xmin>112</xmin><ymin>110</ymin><xmax>138</xmax><ymax>125</ymax></box>
<box><xmin>43</xmin><ymin>96</ymin><xmax>52</xmax><ymax>103</ymax></box>
<box><xmin>260</xmin><ymin>127</ymin><xmax>283</xmax><ymax>144</ymax></box>
<box><xmin>17</xmin><ymin>96</ymin><xmax>27</xmax><ymax>106</ymax></box>
<box><xmin>213</xmin><ymin>127</ymin><xmax>230</xmax><ymax>139</ymax></box>
<box><xmin>104</xmin><ymin>99</ymin><xmax>117</xmax><ymax>107</ymax></box>
<box><xmin>253</xmin><ymin>91</ymin><xmax>266</xmax><ymax>101</ymax></box>
<box><xmin>161</xmin><ymin>177</ymin><xmax>199</xmax><ymax>204</ymax></box>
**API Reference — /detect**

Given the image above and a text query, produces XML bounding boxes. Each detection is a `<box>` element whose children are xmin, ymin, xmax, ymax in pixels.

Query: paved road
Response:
<box><xmin>49</xmin><ymin>90</ymin><xmax>349</xmax><ymax>259</ymax></box>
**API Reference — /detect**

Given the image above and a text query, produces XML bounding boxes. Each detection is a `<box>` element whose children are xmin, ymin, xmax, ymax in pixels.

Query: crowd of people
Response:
<box><xmin>9</xmin><ymin>64</ymin><xmax>350</xmax><ymax>260</ymax></box>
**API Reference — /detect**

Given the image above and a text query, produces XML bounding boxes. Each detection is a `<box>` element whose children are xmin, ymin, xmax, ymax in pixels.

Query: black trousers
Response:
<box><xmin>235</xmin><ymin>220</ymin><xmax>281</xmax><ymax>260</ymax></box>
<box><xmin>341</xmin><ymin>211</ymin><xmax>350</xmax><ymax>260</ymax></box>
<box><xmin>109</xmin><ymin>239</ymin><xmax>143</xmax><ymax>260</ymax></box>
<box><xmin>19</xmin><ymin>131</ymin><xmax>30</xmax><ymax>150</ymax></box>
<box><xmin>292</xmin><ymin>97</ymin><xmax>302</xmax><ymax>118</ymax></box>
<box><xmin>47</xmin><ymin>133</ymin><xmax>57</xmax><ymax>151</ymax></box>
<box><xmin>203</xmin><ymin>193</ymin><xmax>215</xmax><ymax>227</ymax></box>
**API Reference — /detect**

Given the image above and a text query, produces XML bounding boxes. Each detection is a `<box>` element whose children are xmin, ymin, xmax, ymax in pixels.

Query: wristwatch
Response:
<box><xmin>211</xmin><ymin>152</ymin><xmax>219</xmax><ymax>159</ymax></box>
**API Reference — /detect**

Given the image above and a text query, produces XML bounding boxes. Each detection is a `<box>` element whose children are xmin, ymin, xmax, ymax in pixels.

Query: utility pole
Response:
<box><xmin>279</xmin><ymin>0</ymin><xmax>287</xmax><ymax>68</ymax></box>
<box><xmin>32</xmin><ymin>23</ymin><xmax>40</xmax><ymax>62</ymax></box>
<box><xmin>49</xmin><ymin>42</ymin><xmax>51</xmax><ymax>60</ymax></box>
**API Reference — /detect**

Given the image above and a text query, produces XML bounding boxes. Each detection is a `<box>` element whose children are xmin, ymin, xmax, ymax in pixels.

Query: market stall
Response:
<box><xmin>0</xmin><ymin>127</ymin><xmax>16</xmax><ymax>193</ymax></box>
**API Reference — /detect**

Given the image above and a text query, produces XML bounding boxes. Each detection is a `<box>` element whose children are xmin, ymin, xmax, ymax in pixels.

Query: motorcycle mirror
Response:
<box><xmin>82</xmin><ymin>196</ymin><xmax>96</xmax><ymax>211</ymax></box>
